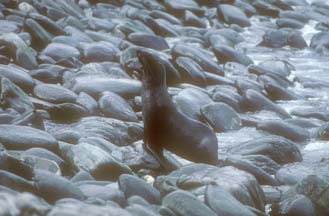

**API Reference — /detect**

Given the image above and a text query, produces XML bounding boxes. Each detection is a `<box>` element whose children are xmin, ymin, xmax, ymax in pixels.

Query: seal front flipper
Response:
<box><xmin>144</xmin><ymin>143</ymin><xmax>179</xmax><ymax>172</ymax></box>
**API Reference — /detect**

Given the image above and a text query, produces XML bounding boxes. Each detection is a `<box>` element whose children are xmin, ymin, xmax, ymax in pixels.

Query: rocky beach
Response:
<box><xmin>0</xmin><ymin>0</ymin><xmax>329</xmax><ymax>215</ymax></box>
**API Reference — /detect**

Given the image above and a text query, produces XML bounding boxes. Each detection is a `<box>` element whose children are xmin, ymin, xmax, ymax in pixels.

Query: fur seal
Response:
<box><xmin>137</xmin><ymin>50</ymin><xmax>218</xmax><ymax>171</ymax></box>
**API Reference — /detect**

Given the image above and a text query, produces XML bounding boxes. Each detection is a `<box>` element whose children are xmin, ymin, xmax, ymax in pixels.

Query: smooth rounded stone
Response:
<box><xmin>117</xmin><ymin>18</ymin><xmax>155</xmax><ymax>36</ymax></box>
<box><xmin>281</xmin><ymin>175</ymin><xmax>329</xmax><ymax>214</ymax></box>
<box><xmin>173</xmin><ymin>88</ymin><xmax>213</xmax><ymax>121</ymax></box>
<box><xmin>287</xmin><ymin>30</ymin><xmax>308</xmax><ymax>49</ymax></box>
<box><xmin>209</xmin><ymin>34</ymin><xmax>235</xmax><ymax>47</ymax></box>
<box><xmin>75</xmin><ymin>92</ymin><xmax>98</xmax><ymax>114</ymax></box>
<box><xmin>276</xmin><ymin>18</ymin><xmax>304</xmax><ymax>29</ymax></box>
<box><xmin>71</xmin><ymin>170</ymin><xmax>95</xmax><ymax>182</ymax></box>
<box><xmin>213</xmin><ymin>45</ymin><xmax>253</xmax><ymax>66</ymax></box>
<box><xmin>217</xmin><ymin>4</ymin><xmax>251</xmax><ymax>27</ymax></box>
<box><xmin>285</xmin><ymin>118</ymin><xmax>321</xmax><ymax>129</ymax></box>
<box><xmin>58</xmin><ymin>15</ymin><xmax>86</xmax><ymax>30</ymax></box>
<box><xmin>205</xmin><ymin>29</ymin><xmax>244</xmax><ymax>46</ymax></box>
<box><xmin>234</xmin><ymin>0</ymin><xmax>257</xmax><ymax>16</ymax></box>
<box><xmin>41</xmin><ymin>43</ymin><xmax>80</xmax><ymax>61</ymax></box>
<box><xmin>296</xmin><ymin>176</ymin><xmax>329</xmax><ymax>213</ymax></box>
<box><xmin>85</xmin><ymin>31</ymin><xmax>127</xmax><ymax>50</ymax></box>
<box><xmin>310</xmin><ymin>32</ymin><xmax>329</xmax><ymax>54</ymax></box>
<box><xmin>249</xmin><ymin>63</ymin><xmax>291</xmax><ymax>81</ymax></box>
<box><xmin>164</xmin><ymin>0</ymin><xmax>204</xmax><ymax>17</ymax></box>
<box><xmin>27</xmin><ymin>12</ymin><xmax>65</xmax><ymax>35</ymax></box>
<box><xmin>0</xmin><ymin>170</ymin><xmax>34</xmax><ymax>192</ymax></box>
<box><xmin>222</xmin><ymin>155</ymin><xmax>279</xmax><ymax>186</ymax></box>
<box><xmin>47</xmin><ymin>200</ymin><xmax>132</xmax><ymax>216</ymax></box>
<box><xmin>128</xmin><ymin>32</ymin><xmax>169</xmax><ymax>51</ymax></box>
<box><xmin>80</xmin><ymin>41</ymin><xmax>119</xmax><ymax>63</ymax></box>
<box><xmin>290</xmin><ymin>108</ymin><xmax>329</xmax><ymax>122</ymax></box>
<box><xmin>24</xmin><ymin>18</ymin><xmax>53</xmax><ymax>50</ymax></box>
<box><xmin>77</xmin><ymin>62</ymin><xmax>130</xmax><ymax>78</ymax></box>
<box><xmin>45</xmin><ymin>103</ymin><xmax>89</xmax><ymax>123</ymax></box>
<box><xmin>0</xmin><ymin>124</ymin><xmax>58</xmax><ymax>152</ymax></box>
<box><xmin>228</xmin><ymin>136</ymin><xmax>302</xmax><ymax>165</ymax></box>
<box><xmin>10</xmin><ymin>109</ymin><xmax>45</xmax><ymax>130</ymax></box>
<box><xmin>0</xmin><ymin>151</ymin><xmax>34</xmax><ymax>179</ymax></box>
<box><xmin>63</xmin><ymin>25</ymin><xmax>92</xmax><ymax>42</ymax></box>
<box><xmin>49</xmin><ymin>0</ymin><xmax>84</xmax><ymax>19</ymax></box>
<box><xmin>157</xmin><ymin>206</ymin><xmax>176</xmax><ymax>216</ymax></box>
<box><xmin>0</xmin><ymin>77</ymin><xmax>34</xmax><ymax>113</ymax></box>
<box><xmin>212</xmin><ymin>92</ymin><xmax>241</xmax><ymax>113</ymax></box>
<box><xmin>258</xmin><ymin>74</ymin><xmax>293</xmax><ymax>90</ymax></box>
<box><xmin>184</xmin><ymin>10</ymin><xmax>206</xmax><ymax>28</ymax></box>
<box><xmin>156</xmin><ymin>164</ymin><xmax>265</xmax><ymax>211</ymax></box>
<box><xmin>78</xmin><ymin>183</ymin><xmax>125</xmax><ymax>203</ymax></box>
<box><xmin>0</xmin><ymin>64</ymin><xmax>35</xmax><ymax>92</ymax></box>
<box><xmin>30</xmin><ymin>68</ymin><xmax>62</xmax><ymax>84</ymax></box>
<box><xmin>169</xmin><ymin>36</ymin><xmax>206</xmax><ymax>48</ymax></box>
<box><xmin>60</xmin><ymin>142</ymin><xmax>132</xmax><ymax>181</ymax></box>
<box><xmin>275</xmin><ymin>146</ymin><xmax>329</xmax><ymax>185</ymax></box>
<box><xmin>33</xmin><ymin>83</ymin><xmax>77</xmax><ymax>104</ymax></box>
<box><xmin>71</xmin><ymin>76</ymin><xmax>141</xmax><ymax>98</ymax></box>
<box><xmin>172</xmin><ymin>44</ymin><xmax>224</xmax><ymax>76</ymax></box>
<box><xmin>21</xmin><ymin>155</ymin><xmax>61</xmax><ymax>175</ymax></box>
<box><xmin>205</xmin><ymin>183</ymin><xmax>257</xmax><ymax>216</ymax></box>
<box><xmin>87</xmin><ymin>17</ymin><xmax>115</xmax><ymax>31</ymax></box>
<box><xmin>0</xmin><ymin>33</ymin><xmax>38</xmax><ymax>70</ymax></box>
<box><xmin>163</xmin><ymin>190</ymin><xmax>217</xmax><ymax>216</ymax></box>
<box><xmin>52</xmin><ymin>35</ymin><xmax>81</xmax><ymax>48</ymax></box>
<box><xmin>22</xmin><ymin>147</ymin><xmax>66</xmax><ymax>169</ymax></box>
<box><xmin>264</xmin><ymin>83</ymin><xmax>301</xmax><ymax>101</ymax></box>
<box><xmin>99</xmin><ymin>91</ymin><xmax>138</xmax><ymax>122</ymax></box>
<box><xmin>53</xmin><ymin>116</ymin><xmax>143</xmax><ymax>146</ymax></box>
<box><xmin>235</xmin><ymin>78</ymin><xmax>263</xmax><ymax>94</ymax></box>
<box><xmin>0</xmin><ymin>191</ymin><xmax>50</xmax><ymax>216</ymax></box>
<box><xmin>259</xmin><ymin>119</ymin><xmax>310</xmax><ymax>142</ymax></box>
<box><xmin>79</xmin><ymin>136</ymin><xmax>118</xmax><ymax>155</ymax></box>
<box><xmin>262</xmin><ymin>185</ymin><xmax>290</xmax><ymax>204</ymax></box>
<box><xmin>119</xmin><ymin>174</ymin><xmax>161</xmax><ymax>204</ymax></box>
<box><xmin>258</xmin><ymin>29</ymin><xmax>287</xmax><ymax>48</ymax></box>
<box><xmin>150</xmin><ymin>10</ymin><xmax>182</xmax><ymax>25</ymax></box>
<box><xmin>33</xmin><ymin>170</ymin><xmax>84</xmax><ymax>203</ymax></box>
<box><xmin>52</xmin><ymin>129</ymin><xmax>82</xmax><ymax>144</ymax></box>
<box><xmin>242</xmin><ymin>154</ymin><xmax>281</xmax><ymax>175</ymax></box>
<box><xmin>258</xmin><ymin>29</ymin><xmax>306</xmax><ymax>49</ymax></box>
<box><xmin>126</xmin><ymin>204</ymin><xmax>159</xmax><ymax>216</ymax></box>
<box><xmin>113</xmin><ymin>142</ymin><xmax>160</xmax><ymax>171</ymax></box>
<box><xmin>201</xmin><ymin>102</ymin><xmax>241</xmax><ymax>132</ymax></box>
<box><xmin>241</xmin><ymin>89</ymin><xmax>291</xmax><ymax>119</ymax></box>
<box><xmin>252</xmin><ymin>0</ymin><xmax>281</xmax><ymax>17</ymax></box>
<box><xmin>280</xmin><ymin>10</ymin><xmax>309</xmax><ymax>22</ymax></box>
<box><xmin>276</xmin><ymin>194</ymin><xmax>316</xmax><ymax>216</ymax></box>
<box><xmin>0</xmin><ymin>20</ymin><xmax>19</xmax><ymax>33</ymax></box>
<box><xmin>206</xmin><ymin>71</ymin><xmax>235</xmax><ymax>85</ymax></box>
<box><xmin>0</xmin><ymin>109</ymin><xmax>20</xmax><ymax>124</ymax></box>
<box><xmin>259</xmin><ymin>60</ymin><xmax>293</xmax><ymax>77</ymax></box>
<box><xmin>127</xmin><ymin>195</ymin><xmax>152</xmax><ymax>207</ymax></box>
<box><xmin>175</xmin><ymin>57</ymin><xmax>207</xmax><ymax>86</ymax></box>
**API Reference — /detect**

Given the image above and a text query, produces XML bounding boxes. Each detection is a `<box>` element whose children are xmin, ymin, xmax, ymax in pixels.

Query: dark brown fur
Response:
<box><xmin>137</xmin><ymin>50</ymin><xmax>218</xmax><ymax>171</ymax></box>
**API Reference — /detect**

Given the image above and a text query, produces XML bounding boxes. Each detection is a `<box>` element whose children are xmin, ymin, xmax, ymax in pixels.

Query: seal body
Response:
<box><xmin>137</xmin><ymin>50</ymin><xmax>218</xmax><ymax>170</ymax></box>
